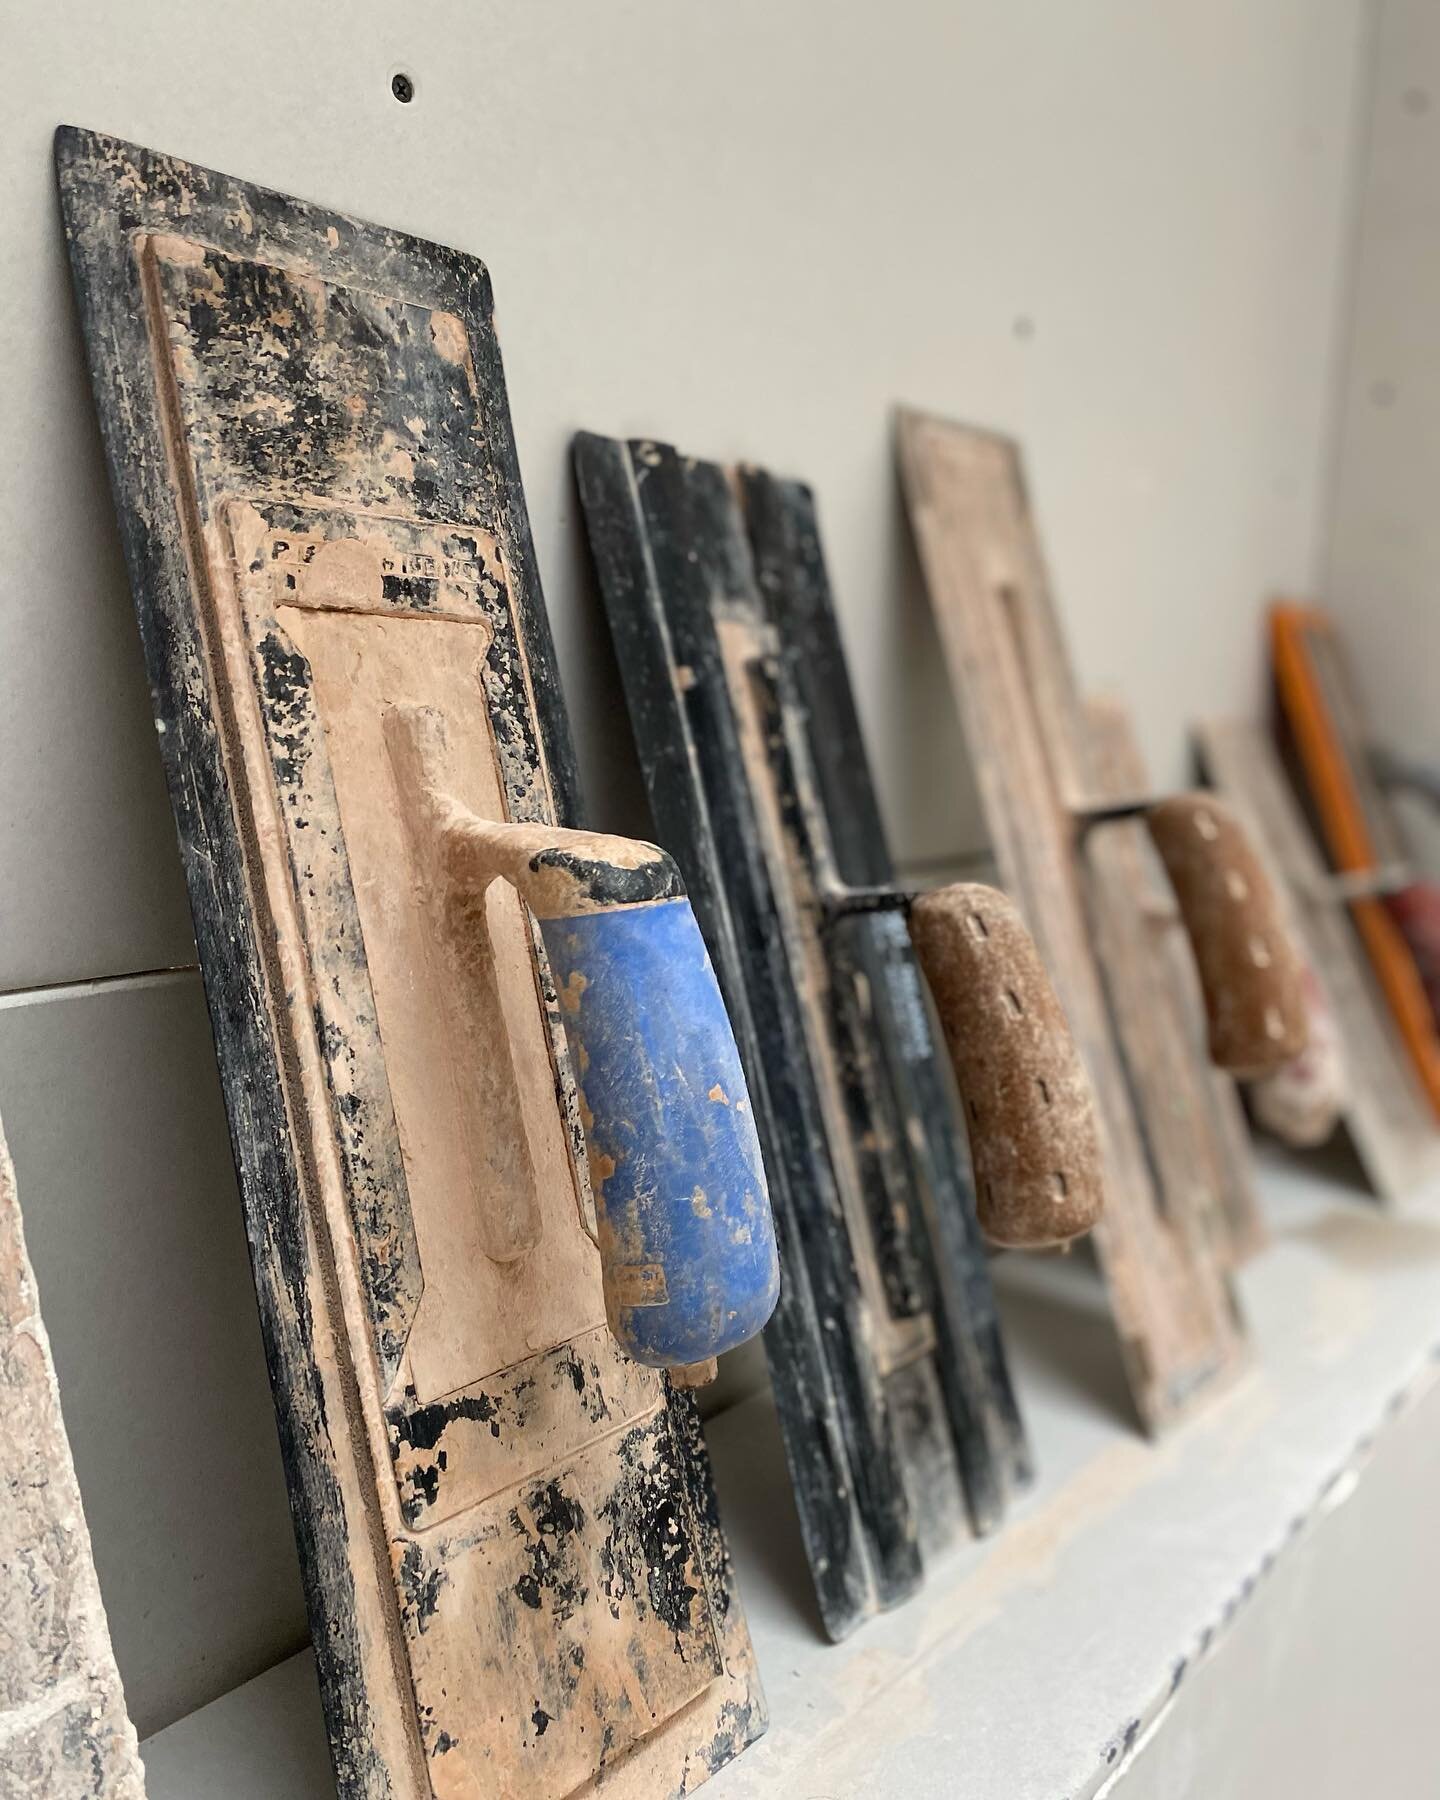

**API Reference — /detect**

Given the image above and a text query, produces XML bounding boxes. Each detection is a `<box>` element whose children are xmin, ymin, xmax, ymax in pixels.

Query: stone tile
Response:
<box><xmin>0</xmin><ymin>1114</ymin><xmax>145</xmax><ymax>1797</ymax></box>
<box><xmin>0</xmin><ymin>973</ymin><xmax>307</xmax><ymax>1735</ymax></box>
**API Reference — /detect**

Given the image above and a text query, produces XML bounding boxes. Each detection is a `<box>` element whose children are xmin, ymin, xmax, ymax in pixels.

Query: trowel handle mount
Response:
<box><xmin>386</xmin><ymin>704</ymin><xmax>780</xmax><ymax>1381</ymax></box>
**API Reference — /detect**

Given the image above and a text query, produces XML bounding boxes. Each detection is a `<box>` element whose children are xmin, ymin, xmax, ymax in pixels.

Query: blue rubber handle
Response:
<box><xmin>539</xmin><ymin>897</ymin><xmax>780</xmax><ymax>1368</ymax></box>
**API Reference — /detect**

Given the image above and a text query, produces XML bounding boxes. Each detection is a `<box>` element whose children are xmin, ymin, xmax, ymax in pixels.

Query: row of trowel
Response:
<box><xmin>57</xmin><ymin>127</ymin><xmax>1308</xmax><ymax>1798</ymax></box>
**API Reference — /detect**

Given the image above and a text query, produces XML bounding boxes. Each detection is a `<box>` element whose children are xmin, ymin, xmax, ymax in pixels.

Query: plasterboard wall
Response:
<box><xmin>0</xmin><ymin>0</ymin><xmax>1368</xmax><ymax>1735</ymax></box>
<box><xmin>1325</xmin><ymin>0</ymin><xmax>1440</xmax><ymax>876</ymax></box>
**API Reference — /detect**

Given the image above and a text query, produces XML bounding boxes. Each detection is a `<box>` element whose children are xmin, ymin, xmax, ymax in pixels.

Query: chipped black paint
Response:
<box><xmin>698</xmin><ymin>1698</ymin><xmax>765</xmax><ymax>1779</ymax></box>
<box><xmin>383</xmin><ymin>1337</ymin><xmax>639</xmax><ymax>1529</ymax></box>
<box><xmin>509</xmin><ymin>1479</ymin><xmax>590</xmax><ymax>1623</ymax></box>
<box><xmin>251</xmin><ymin>575</ymin><xmax>424</xmax><ymax>1388</ymax></box>
<box><xmin>394</xmin><ymin>1389</ymin><xmax>501</xmax><ymax>1455</ymax></box>
<box><xmin>397</xmin><ymin>1541</ymin><xmax>449</xmax><ymax>1636</ymax></box>
<box><xmin>255</xmin><ymin>632</ymin><xmax>314</xmax><ymax>788</ymax></box>
<box><xmin>664</xmin><ymin>1385</ymin><xmax>735</xmax><ymax>1627</ymax></box>
<box><xmin>165</xmin><ymin>251</ymin><xmax>482</xmax><ymax>524</ymax></box>
<box><xmin>598</xmin><ymin>1423</ymin><xmax>701</xmax><ymax>1649</ymax></box>
<box><xmin>527</xmin><ymin>842</ymin><xmax>683</xmax><ymax>909</ymax></box>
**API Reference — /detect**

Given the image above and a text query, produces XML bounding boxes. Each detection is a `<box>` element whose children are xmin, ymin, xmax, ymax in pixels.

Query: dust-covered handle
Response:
<box><xmin>385</xmin><ymin>701</ymin><xmax>780</xmax><ymax>1374</ymax></box>
<box><xmin>1145</xmin><ymin>794</ymin><xmax>1308</xmax><ymax>1076</ymax></box>
<box><xmin>908</xmin><ymin>884</ymin><xmax>1104</xmax><ymax>1250</ymax></box>
<box><xmin>538</xmin><ymin>896</ymin><xmax>780</xmax><ymax>1374</ymax></box>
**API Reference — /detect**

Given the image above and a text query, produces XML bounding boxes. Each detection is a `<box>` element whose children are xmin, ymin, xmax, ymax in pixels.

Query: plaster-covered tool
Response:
<box><xmin>898</xmin><ymin>408</ymin><xmax>1314</xmax><ymax>1431</ymax></box>
<box><xmin>59</xmin><ymin>125</ymin><xmax>769</xmax><ymax>1800</ymax></box>
<box><xmin>576</xmin><ymin>436</ymin><xmax>1101</xmax><ymax>1639</ymax></box>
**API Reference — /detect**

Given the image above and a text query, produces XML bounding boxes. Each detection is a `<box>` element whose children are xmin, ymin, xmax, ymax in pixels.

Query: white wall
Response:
<box><xmin>1326</xmin><ymin>0</ymin><xmax>1440</xmax><ymax>875</ymax></box>
<box><xmin>0</xmin><ymin>0</ymin><xmax>1370</xmax><ymax>1735</ymax></box>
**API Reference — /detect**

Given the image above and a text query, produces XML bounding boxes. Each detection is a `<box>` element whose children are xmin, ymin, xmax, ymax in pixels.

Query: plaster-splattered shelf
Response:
<box><xmin>141</xmin><ymin>1148</ymin><xmax>1440</xmax><ymax>1799</ymax></box>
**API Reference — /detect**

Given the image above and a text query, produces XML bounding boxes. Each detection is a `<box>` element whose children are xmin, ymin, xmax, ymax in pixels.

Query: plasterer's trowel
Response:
<box><xmin>575</xmin><ymin>434</ymin><xmax>1107</xmax><ymax>1641</ymax></box>
<box><xmin>59</xmin><ymin>125</ymin><xmax>772</xmax><ymax>1800</ymax></box>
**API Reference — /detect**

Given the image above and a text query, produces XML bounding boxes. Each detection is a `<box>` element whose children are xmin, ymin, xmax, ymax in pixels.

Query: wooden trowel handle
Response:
<box><xmin>908</xmin><ymin>884</ymin><xmax>1103</xmax><ymax>1250</ymax></box>
<box><xmin>1145</xmin><ymin>795</ymin><xmax>1308</xmax><ymax>1076</ymax></box>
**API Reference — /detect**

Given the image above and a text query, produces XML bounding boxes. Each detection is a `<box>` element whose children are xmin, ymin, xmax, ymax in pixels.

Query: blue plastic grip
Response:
<box><xmin>539</xmin><ymin>897</ymin><xmax>780</xmax><ymax>1368</ymax></box>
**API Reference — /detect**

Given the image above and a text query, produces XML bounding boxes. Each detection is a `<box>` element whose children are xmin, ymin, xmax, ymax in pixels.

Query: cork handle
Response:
<box><xmin>1146</xmin><ymin>795</ymin><xmax>1308</xmax><ymax>1076</ymax></box>
<box><xmin>909</xmin><ymin>884</ymin><xmax>1104</xmax><ymax>1250</ymax></box>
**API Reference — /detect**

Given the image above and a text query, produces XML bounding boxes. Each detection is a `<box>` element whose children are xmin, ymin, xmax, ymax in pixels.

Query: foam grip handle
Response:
<box><xmin>908</xmin><ymin>883</ymin><xmax>1104</xmax><ymax>1249</ymax></box>
<box><xmin>1145</xmin><ymin>795</ymin><xmax>1309</xmax><ymax>1076</ymax></box>
<box><xmin>538</xmin><ymin>896</ymin><xmax>780</xmax><ymax>1370</ymax></box>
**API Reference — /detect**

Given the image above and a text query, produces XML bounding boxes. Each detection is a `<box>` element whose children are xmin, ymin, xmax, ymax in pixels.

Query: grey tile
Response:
<box><xmin>0</xmin><ymin>169</ymin><xmax>196</xmax><ymax>992</ymax></box>
<box><xmin>0</xmin><ymin>973</ymin><xmax>307</xmax><ymax>1735</ymax></box>
<box><xmin>142</xmin><ymin>1652</ymin><xmax>332</xmax><ymax>1800</ymax></box>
